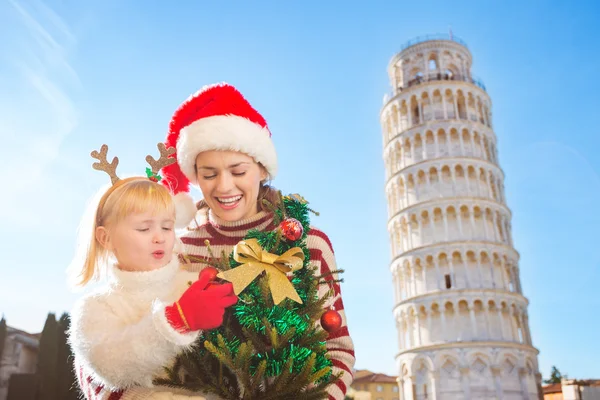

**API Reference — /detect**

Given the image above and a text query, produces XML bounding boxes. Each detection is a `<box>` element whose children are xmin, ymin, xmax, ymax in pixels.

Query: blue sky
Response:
<box><xmin>1</xmin><ymin>0</ymin><xmax>599</xmax><ymax>380</ymax></box>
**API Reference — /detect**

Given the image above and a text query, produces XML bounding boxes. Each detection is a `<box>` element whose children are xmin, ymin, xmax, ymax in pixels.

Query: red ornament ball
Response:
<box><xmin>320</xmin><ymin>309</ymin><xmax>342</xmax><ymax>333</ymax></box>
<box><xmin>280</xmin><ymin>218</ymin><xmax>304</xmax><ymax>241</ymax></box>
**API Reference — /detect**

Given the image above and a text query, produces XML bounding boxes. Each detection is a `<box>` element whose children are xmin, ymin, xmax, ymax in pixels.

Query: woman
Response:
<box><xmin>77</xmin><ymin>83</ymin><xmax>355</xmax><ymax>400</ymax></box>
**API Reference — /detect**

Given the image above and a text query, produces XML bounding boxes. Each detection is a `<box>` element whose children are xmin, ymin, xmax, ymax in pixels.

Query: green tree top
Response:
<box><xmin>544</xmin><ymin>366</ymin><xmax>566</xmax><ymax>384</ymax></box>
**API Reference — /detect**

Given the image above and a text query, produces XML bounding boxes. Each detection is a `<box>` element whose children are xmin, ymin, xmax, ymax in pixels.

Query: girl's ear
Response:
<box><xmin>95</xmin><ymin>226</ymin><xmax>111</xmax><ymax>250</ymax></box>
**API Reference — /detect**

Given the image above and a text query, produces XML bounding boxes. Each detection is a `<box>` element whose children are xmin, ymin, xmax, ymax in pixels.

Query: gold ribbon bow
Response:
<box><xmin>216</xmin><ymin>238</ymin><xmax>305</xmax><ymax>305</ymax></box>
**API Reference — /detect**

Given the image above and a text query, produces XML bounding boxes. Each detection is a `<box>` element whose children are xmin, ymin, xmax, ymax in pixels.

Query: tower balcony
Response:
<box><xmin>398</xmin><ymin>33</ymin><xmax>469</xmax><ymax>52</ymax></box>
<box><xmin>391</xmin><ymin>73</ymin><xmax>487</xmax><ymax>98</ymax></box>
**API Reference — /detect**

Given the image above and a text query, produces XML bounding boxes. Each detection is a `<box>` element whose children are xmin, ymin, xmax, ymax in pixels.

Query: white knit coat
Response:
<box><xmin>69</xmin><ymin>257</ymin><xmax>200</xmax><ymax>391</ymax></box>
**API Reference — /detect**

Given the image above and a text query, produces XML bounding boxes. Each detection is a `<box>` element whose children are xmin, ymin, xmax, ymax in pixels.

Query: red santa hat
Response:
<box><xmin>161</xmin><ymin>83</ymin><xmax>277</xmax><ymax>228</ymax></box>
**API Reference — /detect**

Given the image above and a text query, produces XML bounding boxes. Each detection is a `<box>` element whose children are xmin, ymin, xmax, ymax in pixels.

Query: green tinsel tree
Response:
<box><xmin>155</xmin><ymin>194</ymin><xmax>342</xmax><ymax>399</ymax></box>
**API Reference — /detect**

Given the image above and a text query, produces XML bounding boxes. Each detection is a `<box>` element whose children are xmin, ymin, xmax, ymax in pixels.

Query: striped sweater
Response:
<box><xmin>76</xmin><ymin>210</ymin><xmax>355</xmax><ymax>400</ymax></box>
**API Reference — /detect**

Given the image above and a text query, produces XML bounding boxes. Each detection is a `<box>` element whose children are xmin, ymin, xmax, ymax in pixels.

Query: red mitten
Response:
<box><xmin>165</xmin><ymin>269</ymin><xmax>238</xmax><ymax>332</ymax></box>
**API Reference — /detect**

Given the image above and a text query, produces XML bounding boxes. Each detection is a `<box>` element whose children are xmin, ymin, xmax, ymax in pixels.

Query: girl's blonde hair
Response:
<box><xmin>69</xmin><ymin>177</ymin><xmax>175</xmax><ymax>287</ymax></box>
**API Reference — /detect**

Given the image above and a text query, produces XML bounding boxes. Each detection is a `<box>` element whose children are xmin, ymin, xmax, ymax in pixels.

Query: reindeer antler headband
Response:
<box><xmin>91</xmin><ymin>143</ymin><xmax>175</xmax><ymax>184</ymax></box>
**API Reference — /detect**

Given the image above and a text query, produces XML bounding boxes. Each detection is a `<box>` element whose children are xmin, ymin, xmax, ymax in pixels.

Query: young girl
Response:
<box><xmin>68</xmin><ymin>144</ymin><xmax>237</xmax><ymax>396</ymax></box>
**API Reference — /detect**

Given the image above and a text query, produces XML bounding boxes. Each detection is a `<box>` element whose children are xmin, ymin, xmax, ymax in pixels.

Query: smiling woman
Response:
<box><xmin>75</xmin><ymin>83</ymin><xmax>355</xmax><ymax>400</ymax></box>
<box><xmin>160</xmin><ymin>83</ymin><xmax>355</xmax><ymax>400</ymax></box>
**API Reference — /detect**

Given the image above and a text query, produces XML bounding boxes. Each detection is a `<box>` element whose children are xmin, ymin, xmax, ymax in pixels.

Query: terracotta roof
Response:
<box><xmin>566</xmin><ymin>379</ymin><xmax>600</xmax><ymax>387</ymax></box>
<box><xmin>353</xmin><ymin>371</ymin><xmax>397</xmax><ymax>384</ymax></box>
<box><xmin>354</xmin><ymin>369</ymin><xmax>374</xmax><ymax>379</ymax></box>
<box><xmin>542</xmin><ymin>383</ymin><xmax>562</xmax><ymax>394</ymax></box>
<box><xmin>542</xmin><ymin>380</ymin><xmax>600</xmax><ymax>394</ymax></box>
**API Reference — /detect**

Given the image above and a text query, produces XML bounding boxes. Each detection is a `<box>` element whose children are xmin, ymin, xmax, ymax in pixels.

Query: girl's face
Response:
<box><xmin>194</xmin><ymin>150</ymin><xmax>267</xmax><ymax>222</ymax></box>
<box><xmin>96</xmin><ymin>209</ymin><xmax>176</xmax><ymax>272</ymax></box>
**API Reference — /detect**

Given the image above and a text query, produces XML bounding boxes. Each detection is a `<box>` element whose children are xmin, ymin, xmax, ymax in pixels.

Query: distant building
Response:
<box><xmin>0</xmin><ymin>326</ymin><xmax>40</xmax><ymax>400</ymax></box>
<box><xmin>350</xmin><ymin>369</ymin><xmax>399</xmax><ymax>400</ymax></box>
<box><xmin>543</xmin><ymin>380</ymin><xmax>600</xmax><ymax>400</ymax></box>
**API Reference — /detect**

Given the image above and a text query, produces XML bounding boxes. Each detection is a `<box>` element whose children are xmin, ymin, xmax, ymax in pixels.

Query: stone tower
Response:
<box><xmin>380</xmin><ymin>34</ymin><xmax>542</xmax><ymax>400</ymax></box>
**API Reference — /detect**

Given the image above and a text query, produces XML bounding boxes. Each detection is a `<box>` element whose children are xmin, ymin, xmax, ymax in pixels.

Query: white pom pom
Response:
<box><xmin>173</xmin><ymin>192</ymin><xmax>197</xmax><ymax>229</ymax></box>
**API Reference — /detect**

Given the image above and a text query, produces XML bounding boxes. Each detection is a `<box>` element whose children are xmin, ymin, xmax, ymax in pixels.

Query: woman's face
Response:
<box><xmin>195</xmin><ymin>150</ymin><xmax>267</xmax><ymax>222</ymax></box>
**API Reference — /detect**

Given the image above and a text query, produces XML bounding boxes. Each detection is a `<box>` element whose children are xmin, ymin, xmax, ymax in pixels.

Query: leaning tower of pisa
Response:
<box><xmin>380</xmin><ymin>34</ymin><xmax>543</xmax><ymax>400</ymax></box>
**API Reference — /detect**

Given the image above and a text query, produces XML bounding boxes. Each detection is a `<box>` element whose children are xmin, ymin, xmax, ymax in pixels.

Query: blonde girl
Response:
<box><xmin>68</xmin><ymin>145</ymin><xmax>237</xmax><ymax>398</ymax></box>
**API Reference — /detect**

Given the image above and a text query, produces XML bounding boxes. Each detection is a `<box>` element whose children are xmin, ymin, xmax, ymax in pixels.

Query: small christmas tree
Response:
<box><xmin>156</xmin><ymin>194</ymin><xmax>342</xmax><ymax>399</ymax></box>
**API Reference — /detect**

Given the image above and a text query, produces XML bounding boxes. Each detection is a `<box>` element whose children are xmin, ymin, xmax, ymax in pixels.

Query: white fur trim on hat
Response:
<box><xmin>173</xmin><ymin>192</ymin><xmax>197</xmax><ymax>229</ymax></box>
<box><xmin>176</xmin><ymin>115</ymin><xmax>278</xmax><ymax>181</ymax></box>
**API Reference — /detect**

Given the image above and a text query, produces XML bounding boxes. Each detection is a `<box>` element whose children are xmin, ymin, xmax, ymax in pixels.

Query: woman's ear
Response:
<box><xmin>259</xmin><ymin>165</ymin><xmax>269</xmax><ymax>182</ymax></box>
<box><xmin>95</xmin><ymin>226</ymin><xmax>111</xmax><ymax>250</ymax></box>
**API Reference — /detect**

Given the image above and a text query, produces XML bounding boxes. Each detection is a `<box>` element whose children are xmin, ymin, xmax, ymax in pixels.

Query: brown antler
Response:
<box><xmin>146</xmin><ymin>143</ymin><xmax>176</xmax><ymax>175</ymax></box>
<box><xmin>91</xmin><ymin>144</ymin><xmax>120</xmax><ymax>185</ymax></box>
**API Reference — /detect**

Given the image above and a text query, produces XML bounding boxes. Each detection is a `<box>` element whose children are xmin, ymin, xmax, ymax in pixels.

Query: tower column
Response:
<box><xmin>411</xmin><ymin>265</ymin><xmax>418</xmax><ymax>298</ymax></box>
<box><xmin>434</xmin><ymin>258</ymin><xmax>442</xmax><ymax>290</ymax></box>
<box><xmin>440</xmin><ymin>308</ymin><xmax>447</xmax><ymax>341</ymax></box>
<box><xmin>453</xmin><ymin>94</ymin><xmax>459</xmax><ymax>121</ymax></box>
<box><xmin>483</xmin><ymin>303</ymin><xmax>492</xmax><ymax>339</ymax></box>
<box><xmin>469</xmin><ymin>305</ymin><xmax>478</xmax><ymax>339</ymax></box>
<box><xmin>427</xmin><ymin>310</ymin><xmax>433</xmax><ymax>343</ymax></box>
<box><xmin>498</xmin><ymin>306</ymin><xmax>506</xmax><ymax>340</ymax></box>
<box><xmin>460</xmin><ymin>367</ymin><xmax>472</xmax><ymax>400</ymax></box>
